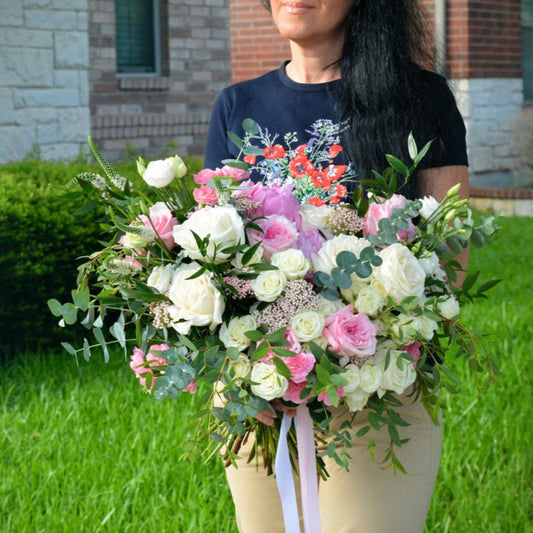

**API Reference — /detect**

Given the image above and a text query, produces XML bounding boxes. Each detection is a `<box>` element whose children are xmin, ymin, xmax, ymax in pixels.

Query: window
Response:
<box><xmin>115</xmin><ymin>0</ymin><xmax>161</xmax><ymax>75</ymax></box>
<box><xmin>523</xmin><ymin>0</ymin><xmax>533</xmax><ymax>100</ymax></box>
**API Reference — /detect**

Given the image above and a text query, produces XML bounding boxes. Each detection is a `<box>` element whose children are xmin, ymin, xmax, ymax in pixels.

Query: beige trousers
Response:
<box><xmin>224</xmin><ymin>396</ymin><xmax>442</xmax><ymax>533</ymax></box>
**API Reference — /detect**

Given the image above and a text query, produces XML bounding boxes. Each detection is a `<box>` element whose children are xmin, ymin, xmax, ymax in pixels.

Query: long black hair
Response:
<box><xmin>260</xmin><ymin>0</ymin><xmax>439</xmax><ymax>196</ymax></box>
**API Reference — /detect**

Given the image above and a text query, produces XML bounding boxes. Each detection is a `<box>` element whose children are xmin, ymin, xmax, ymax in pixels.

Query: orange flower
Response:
<box><xmin>311</xmin><ymin>171</ymin><xmax>332</xmax><ymax>190</ymax></box>
<box><xmin>289</xmin><ymin>155</ymin><xmax>315</xmax><ymax>178</ymax></box>
<box><xmin>328</xmin><ymin>144</ymin><xmax>343</xmax><ymax>158</ymax></box>
<box><xmin>329</xmin><ymin>195</ymin><xmax>341</xmax><ymax>205</ymax></box>
<box><xmin>296</xmin><ymin>143</ymin><xmax>308</xmax><ymax>156</ymax></box>
<box><xmin>308</xmin><ymin>197</ymin><xmax>326</xmax><ymax>207</ymax></box>
<box><xmin>336</xmin><ymin>184</ymin><xmax>347</xmax><ymax>198</ymax></box>
<box><xmin>263</xmin><ymin>144</ymin><xmax>286</xmax><ymax>159</ymax></box>
<box><xmin>324</xmin><ymin>164</ymin><xmax>347</xmax><ymax>181</ymax></box>
<box><xmin>244</xmin><ymin>155</ymin><xmax>257</xmax><ymax>165</ymax></box>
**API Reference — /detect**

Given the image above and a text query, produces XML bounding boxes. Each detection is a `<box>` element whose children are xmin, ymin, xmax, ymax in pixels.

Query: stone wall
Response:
<box><xmin>0</xmin><ymin>0</ymin><xmax>91</xmax><ymax>162</ymax></box>
<box><xmin>89</xmin><ymin>0</ymin><xmax>231</xmax><ymax>161</ymax></box>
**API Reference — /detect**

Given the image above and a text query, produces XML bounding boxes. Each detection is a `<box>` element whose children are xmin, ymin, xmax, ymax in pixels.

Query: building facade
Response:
<box><xmin>0</xmin><ymin>0</ymin><xmax>530</xmax><ymax>189</ymax></box>
<box><xmin>231</xmin><ymin>0</ymin><xmax>531</xmax><ymax>187</ymax></box>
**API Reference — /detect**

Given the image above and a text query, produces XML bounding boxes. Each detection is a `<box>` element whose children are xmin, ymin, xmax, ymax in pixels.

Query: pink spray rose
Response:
<box><xmin>283</xmin><ymin>380</ymin><xmax>310</xmax><ymax>404</ymax></box>
<box><xmin>246</xmin><ymin>215</ymin><xmax>298</xmax><ymax>259</ymax></box>
<box><xmin>364</xmin><ymin>194</ymin><xmax>415</xmax><ymax>242</ymax></box>
<box><xmin>284</xmin><ymin>327</ymin><xmax>302</xmax><ymax>353</ymax></box>
<box><xmin>318</xmin><ymin>387</ymin><xmax>345</xmax><ymax>406</ymax></box>
<box><xmin>322</xmin><ymin>305</ymin><xmax>379</xmax><ymax>359</ymax></box>
<box><xmin>193</xmin><ymin>185</ymin><xmax>218</xmax><ymax>206</ymax></box>
<box><xmin>283</xmin><ymin>351</ymin><xmax>315</xmax><ymax>383</ymax></box>
<box><xmin>403</xmin><ymin>340</ymin><xmax>422</xmax><ymax>368</ymax></box>
<box><xmin>129</xmin><ymin>344</ymin><xmax>169</xmax><ymax>392</ymax></box>
<box><xmin>194</xmin><ymin>166</ymin><xmax>250</xmax><ymax>185</ymax></box>
<box><xmin>139</xmin><ymin>202</ymin><xmax>178</xmax><ymax>250</ymax></box>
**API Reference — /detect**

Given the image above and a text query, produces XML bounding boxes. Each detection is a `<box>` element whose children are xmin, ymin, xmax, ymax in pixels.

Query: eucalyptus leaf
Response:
<box><xmin>242</xmin><ymin>118</ymin><xmax>260</xmax><ymax>135</ymax></box>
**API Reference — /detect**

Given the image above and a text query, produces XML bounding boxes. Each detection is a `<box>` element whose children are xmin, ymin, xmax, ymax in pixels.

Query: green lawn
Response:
<box><xmin>1</xmin><ymin>216</ymin><xmax>531</xmax><ymax>532</ymax></box>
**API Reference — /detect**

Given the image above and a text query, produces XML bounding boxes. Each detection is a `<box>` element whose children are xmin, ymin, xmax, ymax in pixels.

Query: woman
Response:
<box><xmin>205</xmin><ymin>1</ymin><xmax>469</xmax><ymax>531</ymax></box>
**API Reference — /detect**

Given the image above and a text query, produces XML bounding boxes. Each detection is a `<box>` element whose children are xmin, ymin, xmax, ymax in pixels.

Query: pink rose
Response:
<box><xmin>284</xmin><ymin>328</ymin><xmax>302</xmax><ymax>353</ymax></box>
<box><xmin>283</xmin><ymin>351</ymin><xmax>315</xmax><ymax>383</ymax></box>
<box><xmin>246</xmin><ymin>215</ymin><xmax>298</xmax><ymax>259</ymax></box>
<box><xmin>318</xmin><ymin>387</ymin><xmax>344</xmax><ymax>406</ymax></box>
<box><xmin>193</xmin><ymin>185</ymin><xmax>218</xmax><ymax>206</ymax></box>
<box><xmin>323</xmin><ymin>305</ymin><xmax>379</xmax><ymax>359</ymax></box>
<box><xmin>139</xmin><ymin>202</ymin><xmax>178</xmax><ymax>250</ymax></box>
<box><xmin>193</xmin><ymin>168</ymin><xmax>219</xmax><ymax>185</ymax></box>
<box><xmin>283</xmin><ymin>380</ymin><xmax>310</xmax><ymax>404</ymax></box>
<box><xmin>364</xmin><ymin>194</ymin><xmax>415</xmax><ymax>242</ymax></box>
<box><xmin>243</xmin><ymin>183</ymin><xmax>301</xmax><ymax>225</ymax></box>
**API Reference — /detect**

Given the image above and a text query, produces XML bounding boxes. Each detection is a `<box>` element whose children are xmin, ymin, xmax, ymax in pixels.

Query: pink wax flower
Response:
<box><xmin>139</xmin><ymin>202</ymin><xmax>178</xmax><ymax>250</ymax></box>
<box><xmin>193</xmin><ymin>185</ymin><xmax>218</xmax><ymax>206</ymax></box>
<box><xmin>364</xmin><ymin>194</ymin><xmax>416</xmax><ymax>242</ymax></box>
<box><xmin>283</xmin><ymin>351</ymin><xmax>315</xmax><ymax>383</ymax></box>
<box><xmin>323</xmin><ymin>305</ymin><xmax>379</xmax><ymax>359</ymax></box>
<box><xmin>130</xmin><ymin>343</ymin><xmax>169</xmax><ymax>393</ymax></box>
<box><xmin>246</xmin><ymin>215</ymin><xmax>298</xmax><ymax>259</ymax></box>
<box><xmin>318</xmin><ymin>387</ymin><xmax>344</xmax><ymax>406</ymax></box>
<box><xmin>403</xmin><ymin>340</ymin><xmax>422</xmax><ymax>368</ymax></box>
<box><xmin>283</xmin><ymin>380</ymin><xmax>310</xmax><ymax>404</ymax></box>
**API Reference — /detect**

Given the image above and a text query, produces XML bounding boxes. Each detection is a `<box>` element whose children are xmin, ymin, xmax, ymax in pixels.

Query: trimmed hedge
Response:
<box><xmin>0</xmin><ymin>156</ymin><xmax>203</xmax><ymax>360</ymax></box>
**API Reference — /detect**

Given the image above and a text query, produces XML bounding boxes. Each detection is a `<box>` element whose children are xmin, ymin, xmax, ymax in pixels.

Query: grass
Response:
<box><xmin>1</xmin><ymin>215</ymin><xmax>532</xmax><ymax>532</ymax></box>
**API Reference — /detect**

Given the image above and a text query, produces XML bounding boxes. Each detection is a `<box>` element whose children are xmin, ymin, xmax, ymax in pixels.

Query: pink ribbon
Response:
<box><xmin>275</xmin><ymin>405</ymin><xmax>322</xmax><ymax>533</ymax></box>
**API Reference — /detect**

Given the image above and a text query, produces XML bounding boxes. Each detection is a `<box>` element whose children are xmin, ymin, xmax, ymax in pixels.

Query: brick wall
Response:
<box><xmin>89</xmin><ymin>0</ymin><xmax>231</xmax><ymax>161</ymax></box>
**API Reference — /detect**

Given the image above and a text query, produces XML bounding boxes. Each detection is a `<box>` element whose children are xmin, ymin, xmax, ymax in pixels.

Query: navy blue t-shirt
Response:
<box><xmin>205</xmin><ymin>63</ymin><xmax>468</xmax><ymax>186</ymax></box>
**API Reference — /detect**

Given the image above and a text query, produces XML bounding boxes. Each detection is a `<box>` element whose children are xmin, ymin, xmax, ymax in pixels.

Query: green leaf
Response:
<box><xmin>336</xmin><ymin>251</ymin><xmax>357</xmax><ymax>270</ymax></box>
<box><xmin>242</xmin><ymin>118</ymin><xmax>260</xmax><ymax>135</ymax></box>
<box><xmin>61</xmin><ymin>342</ymin><xmax>77</xmax><ymax>356</ymax></box>
<box><xmin>61</xmin><ymin>303</ymin><xmax>78</xmax><ymax>325</ymax></box>
<box><xmin>385</xmin><ymin>154</ymin><xmax>409</xmax><ymax>176</ymax></box>
<box><xmin>72</xmin><ymin>288</ymin><xmax>90</xmax><ymax>312</ymax></box>
<box><xmin>331</xmin><ymin>267</ymin><xmax>353</xmax><ymax>289</ymax></box>
<box><xmin>93</xmin><ymin>328</ymin><xmax>110</xmax><ymax>363</ymax></box>
<box><xmin>271</xmin><ymin>347</ymin><xmax>296</xmax><ymax>358</ymax></box>
<box><xmin>407</xmin><ymin>132</ymin><xmax>418</xmax><ymax>160</ymax></box>
<box><xmin>82</xmin><ymin>338</ymin><xmax>91</xmax><ymax>361</ymax></box>
<box><xmin>47</xmin><ymin>299</ymin><xmax>63</xmax><ymax>317</ymax></box>
<box><xmin>244</xmin><ymin>330</ymin><xmax>264</xmax><ymax>342</ymax></box>
<box><xmin>272</xmin><ymin>357</ymin><xmax>292</xmax><ymax>379</ymax></box>
<box><xmin>221</xmin><ymin>159</ymin><xmax>249</xmax><ymax>170</ymax></box>
<box><xmin>227</xmin><ymin>131</ymin><xmax>244</xmax><ymax>150</ymax></box>
<box><xmin>243</xmin><ymin>146</ymin><xmax>265</xmax><ymax>156</ymax></box>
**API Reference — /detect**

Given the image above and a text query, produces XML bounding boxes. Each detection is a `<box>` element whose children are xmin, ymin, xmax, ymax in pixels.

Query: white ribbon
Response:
<box><xmin>274</xmin><ymin>405</ymin><xmax>322</xmax><ymax>533</ymax></box>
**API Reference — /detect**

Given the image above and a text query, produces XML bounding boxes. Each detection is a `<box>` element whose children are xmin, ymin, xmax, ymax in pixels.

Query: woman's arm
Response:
<box><xmin>419</xmin><ymin>165</ymin><xmax>470</xmax><ymax>280</ymax></box>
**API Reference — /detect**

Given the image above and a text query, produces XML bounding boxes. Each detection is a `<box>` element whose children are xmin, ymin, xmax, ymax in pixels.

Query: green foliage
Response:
<box><xmin>0</xmin><ymin>154</ymin><xmax>203</xmax><ymax>358</ymax></box>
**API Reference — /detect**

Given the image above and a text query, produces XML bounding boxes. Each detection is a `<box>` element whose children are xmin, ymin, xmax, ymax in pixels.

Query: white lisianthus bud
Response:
<box><xmin>270</xmin><ymin>249</ymin><xmax>311</xmax><ymax>280</ymax></box>
<box><xmin>289</xmin><ymin>310</ymin><xmax>325</xmax><ymax>342</ymax></box>
<box><xmin>147</xmin><ymin>264</ymin><xmax>174</xmax><ymax>294</ymax></box>
<box><xmin>252</xmin><ymin>270</ymin><xmax>287</xmax><ymax>302</ymax></box>
<box><xmin>438</xmin><ymin>296</ymin><xmax>460</xmax><ymax>320</ymax></box>
<box><xmin>231</xmin><ymin>246</ymin><xmax>264</xmax><ymax>269</ymax></box>
<box><xmin>170</xmin><ymin>155</ymin><xmax>187</xmax><ymax>178</ymax></box>
<box><xmin>250</xmin><ymin>362</ymin><xmax>288</xmax><ymax>401</ymax></box>
<box><xmin>419</xmin><ymin>195</ymin><xmax>440</xmax><ymax>220</ymax></box>
<box><xmin>219</xmin><ymin>315</ymin><xmax>257</xmax><ymax>351</ymax></box>
<box><xmin>136</xmin><ymin>156</ymin><xmax>146</xmax><ymax>177</ymax></box>
<box><xmin>121</xmin><ymin>225</ymin><xmax>155</xmax><ymax>249</ymax></box>
<box><xmin>418</xmin><ymin>252</ymin><xmax>446</xmax><ymax>280</ymax></box>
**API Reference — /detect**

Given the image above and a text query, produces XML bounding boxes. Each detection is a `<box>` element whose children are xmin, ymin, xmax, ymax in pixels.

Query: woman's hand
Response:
<box><xmin>255</xmin><ymin>401</ymin><xmax>297</xmax><ymax>426</ymax></box>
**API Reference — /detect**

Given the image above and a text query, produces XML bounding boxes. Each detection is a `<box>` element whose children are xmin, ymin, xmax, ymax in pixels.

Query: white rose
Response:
<box><xmin>419</xmin><ymin>315</ymin><xmax>438</xmax><ymax>340</ymax></box>
<box><xmin>219</xmin><ymin>315</ymin><xmax>257</xmax><ymax>351</ymax></box>
<box><xmin>379</xmin><ymin>351</ymin><xmax>416</xmax><ymax>396</ymax></box>
<box><xmin>340</xmin><ymin>276</ymin><xmax>370</xmax><ymax>303</ymax></box>
<box><xmin>419</xmin><ymin>195</ymin><xmax>440</xmax><ymax>220</ymax></box>
<box><xmin>230</xmin><ymin>353</ymin><xmax>252</xmax><ymax>381</ymax></box>
<box><xmin>359</xmin><ymin>363</ymin><xmax>383</xmax><ymax>394</ymax></box>
<box><xmin>143</xmin><ymin>158</ymin><xmax>176</xmax><ymax>188</ymax></box>
<box><xmin>312</xmin><ymin>235</ymin><xmax>372</xmax><ymax>276</ymax></box>
<box><xmin>317</xmin><ymin>294</ymin><xmax>344</xmax><ymax>316</ymax></box>
<box><xmin>354</xmin><ymin>285</ymin><xmax>385</xmax><ymax>316</ymax></box>
<box><xmin>438</xmin><ymin>296</ymin><xmax>460</xmax><ymax>320</ymax></box>
<box><xmin>340</xmin><ymin>364</ymin><xmax>361</xmax><ymax>394</ymax></box>
<box><xmin>289</xmin><ymin>311</ymin><xmax>325</xmax><ymax>342</ymax></box>
<box><xmin>344</xmin><ymin>388</ymin><xmax>370</xmax><ymax>412</ymax></box>
<box><xmin>270</xmin><ymin>249</ymin><xmax>311</xmax><ymax>280</ymax></box>
<box><xmin>418</xmin><ymin>252</ymin><xmax>446</xmax><ymax>280</ymax></box>
<box><xmin>374</xmin><ymin>243</ymin><xmax>426</xmax><ymax>302</ymax></box>
<box><xmin>147</xmin><ymin>264</ymin><xmax>174</xmax><ymax>294</ymax></box>
<box><xmin>390</xmin><ymin>313</ymin><xmax>421</xmax><ymax>344</ymax></box>
<box><xmin>299</xmin><ymin>204</ymin><xmax>331</xmax><ymax>230</ymax></box>
<box><xmin>167</xmin><ymin>262</ymin><xmax>224</xmax><ymax>334</ymax></box>
<box><xmin>173</xmin><ymin>205</ymin><xmax>245</xmax><ymax>264</ymax></box>
<box><xmin>250</xmin><ymin>362</ymin><xmax>288</xmax><ymax>401</ymax></box>
<box><xmin>252</xmin><ymin>269</ymin><xmax>287</xmax><ymax>302</ymax></box>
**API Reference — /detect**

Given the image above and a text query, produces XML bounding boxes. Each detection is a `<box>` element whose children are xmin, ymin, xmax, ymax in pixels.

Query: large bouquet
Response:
<box><xmin>49</xmin><ymin>119</ymin><xmax>500</xmax><ymax>480</ymax></box>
